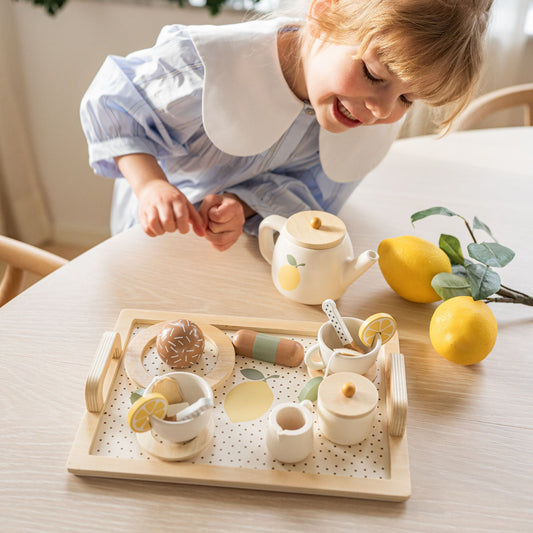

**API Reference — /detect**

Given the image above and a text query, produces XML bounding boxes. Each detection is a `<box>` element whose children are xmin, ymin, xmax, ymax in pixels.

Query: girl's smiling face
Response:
<box><xmin>288</xmin><ymin>36</ymin><xmax>420</xmax><ymax>133</ymax></box>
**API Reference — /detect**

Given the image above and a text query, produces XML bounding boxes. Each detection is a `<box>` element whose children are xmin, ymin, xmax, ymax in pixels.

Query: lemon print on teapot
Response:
<box><xmin>278</xmin><ymin>254</ymin><xmax>305</xmax><ymax>291</ymax></box>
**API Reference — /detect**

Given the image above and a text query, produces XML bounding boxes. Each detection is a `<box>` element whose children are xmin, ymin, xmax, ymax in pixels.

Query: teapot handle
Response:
<box><xmin>258</xmin><ymin>215</ymin><xmax>286</xmax><ymax>265</ymax></box>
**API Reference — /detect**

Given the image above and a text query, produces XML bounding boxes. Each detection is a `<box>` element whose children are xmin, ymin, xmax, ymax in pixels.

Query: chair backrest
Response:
<box><xmin>0</xmin><ymin>235</ymin><xmax>68</xmax><ymax>306</ymax></box>
<box><xmin>452</xmin><ymin>83</ymin><xmax>533</xmax><ymax>131</ymax></box>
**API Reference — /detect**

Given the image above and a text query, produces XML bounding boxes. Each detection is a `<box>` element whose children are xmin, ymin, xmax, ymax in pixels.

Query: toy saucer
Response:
<box><xmin>136</xmin><ymin>418</ymin><xmax>215</xmax><ymax>462</ymax></box>
<box><xmin>124</xmin><ymin>321</ymin><xmax>235</xmax><ymax>389</ymax></box>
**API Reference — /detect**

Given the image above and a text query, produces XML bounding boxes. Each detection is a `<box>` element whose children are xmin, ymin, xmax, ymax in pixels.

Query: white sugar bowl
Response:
<box><xmin>317</xmin><ymin>372</ymin><xmax>378</xmax><ymax>445</ymax></box>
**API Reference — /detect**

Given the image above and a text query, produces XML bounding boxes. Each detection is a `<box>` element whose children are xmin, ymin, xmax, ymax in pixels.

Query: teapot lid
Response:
<box><xmin>318</xmin><ymin>372</ymin><xmax>378</xmax><ymax>418</ymax></box>
<box><xmin>285</xmin><ymin>210</ymin><xmax>346</xmax><ymax>250</ymax></box>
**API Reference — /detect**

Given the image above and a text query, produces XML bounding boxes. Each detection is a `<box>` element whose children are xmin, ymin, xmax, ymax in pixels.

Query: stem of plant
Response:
<box><xmin>484</xmin><ymin>287</ymin><xmax>533</xmax><ymax>306</ymax></box>
<box><xmin>485</xmin><ymin>295</ymin><xmax>533</xmax><ymax>306</ymax></box>
<box><xmin>464</xmin><ymin>219</ymin><xmax>477</xmax><ymax>243</ymax></box>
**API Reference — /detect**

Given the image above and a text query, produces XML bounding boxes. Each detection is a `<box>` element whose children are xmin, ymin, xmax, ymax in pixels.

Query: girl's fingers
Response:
<box><xmin>141</xmin><ymin>206</ymin><xmax>165</xmax><ymax>237</ymax></box>
<box><xmin>187</xmin><ymin>202</ymin><xmax>207</xmax><ymax>236</ymax></box>
<box><xmin>157</xmin><ymin>204</ymin><xmax>178</xmax><ymax>233</ymax></box>
<box><xmin>198</xmin><ymin>194</ymin><xmax>223</xmax><ymax>220</ymax></box>
<box><xmin>205</xmin><ymin>228</ymin><xmax>239</xmax><ymax>251</ymax></box>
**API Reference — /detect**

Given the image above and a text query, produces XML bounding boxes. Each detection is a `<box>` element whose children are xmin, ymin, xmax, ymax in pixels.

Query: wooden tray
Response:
<box><xmin>68</xmin><ymin>309</ymin><xmax>410</xmax><ymax>501</ymax></box>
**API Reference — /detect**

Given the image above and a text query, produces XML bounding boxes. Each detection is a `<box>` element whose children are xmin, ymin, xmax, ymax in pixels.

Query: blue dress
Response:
<box><xmin>80</xmin><ymin>18</ymin><xmax>401</xmax><ymax>235</ymax></box>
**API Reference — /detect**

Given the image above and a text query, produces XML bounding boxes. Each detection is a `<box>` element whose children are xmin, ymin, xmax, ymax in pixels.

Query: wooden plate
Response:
<box><xmin>124</xmin><ymin>321</ymin><xmax>235</xmax><ymax>389</ymax></box>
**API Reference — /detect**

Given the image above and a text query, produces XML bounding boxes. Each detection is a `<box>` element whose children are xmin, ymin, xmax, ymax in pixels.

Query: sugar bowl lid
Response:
<box><xmin>318</xmin><ymin>372</ymin><xmax>378</xmax><ymax>418</ymax></box>
<box><xmin>285</xmin><ymin>210</ymin><xmax>346</xmax><ymax>250</ymax></box>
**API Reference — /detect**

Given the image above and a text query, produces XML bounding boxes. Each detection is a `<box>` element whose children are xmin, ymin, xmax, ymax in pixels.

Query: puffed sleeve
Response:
<box><xmin>224</xmin><ymin>164</ymin><xmax>360</xmax><ymax>235</ymax></box>
<box><xmin>80</xmin><ymin>25</ymin><xmax>202</xmax><ymax>178</ymax></box>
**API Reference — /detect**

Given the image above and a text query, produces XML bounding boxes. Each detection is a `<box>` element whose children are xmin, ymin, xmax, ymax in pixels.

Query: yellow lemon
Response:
<box><xmin>378</xmin><ymin>236</ymin><xmax>452</xmax><ymax>303</ymax></box>
<box><xmin>278</xmin><ymin>265</ymin><xmax>300</xmax><ymax>291</ymax></box>
<box><xmin>224</xmin><ymin>380</ymin><xmax>274</xmax><ymax>423</ymax></box>
<box><xmin>429</xmin><ymin>296</ymin><xmax>498</xmax><ymax>365</ymax></box>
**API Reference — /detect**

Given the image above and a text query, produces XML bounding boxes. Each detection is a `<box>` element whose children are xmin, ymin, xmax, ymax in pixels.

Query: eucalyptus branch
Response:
<box><xmin>411</xmin><ymin>206</ymin><xmax>532</xmax><ymax>308</ymax></box>
<box><xmin>462</xmin><ymin>218</ymin><xmax>477</xmax><ymax>244</ymax></box>
<box><xmin>485</xmin><ymin>294</ymin><xmax>533</xmax><ymax>306</ymax></box>
<box><xmin>493</xmin><ymin>286</ymin><xmax>533</xmax><ymax>306</ymax></box>
<box><xmin>500</xmin><ymin>284</ymin><xmax>532</xmax><ymax>299</ymax></box>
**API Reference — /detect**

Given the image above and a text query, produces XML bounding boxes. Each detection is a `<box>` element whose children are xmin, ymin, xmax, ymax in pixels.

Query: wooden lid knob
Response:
<box><xmin>341</xmin><ymin>382</ymin><xmax>356</xmax><ymax>398</ymax></box>
<box><xmin>310</xmin><ymin>217</ymin><xmax>322</xmax><ymax>229</ymax></box>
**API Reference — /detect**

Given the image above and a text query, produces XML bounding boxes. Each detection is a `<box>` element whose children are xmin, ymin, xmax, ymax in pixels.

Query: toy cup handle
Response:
<box><xmin>258</xmin><ymin>215</ymin><xmax>286</xmax><ymax>265</ymax></box>
<box><xmin>304</xmin><ymin>343</ymin><xmax>326</xmax><ymax>370</ymax></box>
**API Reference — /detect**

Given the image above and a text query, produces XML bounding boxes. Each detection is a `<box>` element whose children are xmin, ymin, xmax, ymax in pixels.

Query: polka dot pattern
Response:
<box><xmin>92</xmin><ymin>324</ymin><xmax>390</xmax><ymax>480</ymax></box>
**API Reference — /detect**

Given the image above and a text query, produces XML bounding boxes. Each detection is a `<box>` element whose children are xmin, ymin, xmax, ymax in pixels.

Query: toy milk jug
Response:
<box><xmin>258</xmin><ymin>210</ymin><xmax>378</xmax><ymax>305</ymax></box>
<box><xmin>265</xmin><ymin>401</ymin><xmax>314</xmax><ymax>463</ymax></box>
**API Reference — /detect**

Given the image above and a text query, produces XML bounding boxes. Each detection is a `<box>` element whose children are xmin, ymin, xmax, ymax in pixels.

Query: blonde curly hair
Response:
<box><xmin>286</xmin><ymin>0</ymin><xmax>493</xmax><ymax>131</ymax></box>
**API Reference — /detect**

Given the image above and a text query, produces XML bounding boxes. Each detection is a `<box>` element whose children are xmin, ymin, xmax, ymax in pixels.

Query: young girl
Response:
<box><xmin>80</xmin><ymin>0</ymin><xmax>492</xmax><ymax>251</ymax></box>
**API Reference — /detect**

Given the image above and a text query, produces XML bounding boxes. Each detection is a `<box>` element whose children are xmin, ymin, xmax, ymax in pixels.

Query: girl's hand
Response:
<box><xmin>114</xmin><ymin>153</ymin><xmax>206</xmax><ymax>238</ymax></box>
<box><xmin>199</xmin><ymin>193</ymin><xmax>253</xmax><ymax>251</ymax></box>
<box><xmin>137</xmin><ymin>180</ymin><xmax>206</xmax><ymax>237</ymax></box>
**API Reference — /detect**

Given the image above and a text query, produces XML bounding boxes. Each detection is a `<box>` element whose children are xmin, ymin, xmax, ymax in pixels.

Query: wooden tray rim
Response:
<box><xmin>67</xmin><ymin>309</ymin><xmax>411</xmax><ymax>501</ymax></box>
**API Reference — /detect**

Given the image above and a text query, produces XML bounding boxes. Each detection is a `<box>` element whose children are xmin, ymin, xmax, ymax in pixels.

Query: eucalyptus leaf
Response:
<box><xmin>465</xmin><ymin>262</ymin><xmax>501</xmax><ymax>300</ymax></box>
<box><xmin>431</xmin><ymin>273</ymin><xmax>472</xmax><ymax>300</ymax></box>
<box><xmin>439</xmin><ymin>234</ymin><xmax>464</xmax><ymax>265</ymax></box>
<box><xmin>473</xmin><ymin>216</ymin><xmax>497</xmax><ymax>242</ymax></box>
<box><xmin>467</xmin><ymin>242</ymin><xmax>515</xmax><ymax>268</ymax></box>
<box><xmin>241</xmin><ymin>368</ymin><xmax>265</xmax><ymax>381</ymax></box>
<box><xmin>452</xmin><ymin>264</ymin><xmax>468</xmax><ymax>276</ymax></box>
<box><xmin>411</xmin><ymin>206</ymin><xmax>461</xmax><ymax>225</ymax></box>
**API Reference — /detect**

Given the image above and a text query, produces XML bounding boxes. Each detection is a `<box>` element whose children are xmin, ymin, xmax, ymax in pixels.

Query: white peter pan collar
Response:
<box><xmin>188</xmin><ymin>18</ymin><xmax>402</xmax><ymax>183</ymax></box>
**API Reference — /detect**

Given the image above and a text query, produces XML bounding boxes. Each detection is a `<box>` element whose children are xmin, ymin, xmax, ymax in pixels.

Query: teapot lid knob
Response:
<box><xmin>310</xmin><ymin>217</ymin><xmax>322</xmax><ymax>229</ymax></box>
<box><xmin>341</xmin><ymin>382</ymin><xmax>356</xmax><ymax>398</ymax></box>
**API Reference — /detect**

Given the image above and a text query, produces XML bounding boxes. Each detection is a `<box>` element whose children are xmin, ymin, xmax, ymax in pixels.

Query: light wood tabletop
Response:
<box><xmin>1</xmin><ymin>128</ymin><xmax>531</xmax><ymax>532</ymax></box>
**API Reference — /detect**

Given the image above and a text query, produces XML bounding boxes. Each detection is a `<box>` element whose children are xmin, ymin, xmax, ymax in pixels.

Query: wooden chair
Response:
<box><xmin>452</xmin><ymin>83</ymin><xmax>533</xmax><ymax>131</ymax></box>
<box><xmin>0</xmin><ymin>235</ymin><xmax>68</xmax><ymax>306</ymax></box>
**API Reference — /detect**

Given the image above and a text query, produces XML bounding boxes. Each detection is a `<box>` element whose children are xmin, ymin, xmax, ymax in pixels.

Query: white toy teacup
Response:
<box><xmin>144</xmin><ymin>372</ymin><xmax>213</xmax><ymax>443</ymax></box>
<box><xmin>304</xmin><ymin>317</ymin><xmax>381</xmax><ymax>376</ymax></box>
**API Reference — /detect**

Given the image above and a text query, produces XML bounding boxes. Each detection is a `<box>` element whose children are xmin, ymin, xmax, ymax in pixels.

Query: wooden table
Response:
<box><xmin>1</xmin><ymin>128</ymin><xmax>531</xmax><ymax>531</ymax></box>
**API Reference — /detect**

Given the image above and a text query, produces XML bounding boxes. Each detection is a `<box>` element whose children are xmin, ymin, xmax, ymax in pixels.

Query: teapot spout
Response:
<box><xmin>344</xmin><ymin>249</ymin><xmax>379</xmax><ymax>287</ymax></box>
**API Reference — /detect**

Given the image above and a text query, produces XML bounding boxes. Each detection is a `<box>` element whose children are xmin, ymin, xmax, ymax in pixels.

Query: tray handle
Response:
<box><xmin>386</xmin><ymin>350</ymin><xmax>408</xmax><ymax>437</ymax></box>
<box><xmin>85</xmin><ymin>331</ymin><xmax>122</xmax><ymax>413</ymax></box>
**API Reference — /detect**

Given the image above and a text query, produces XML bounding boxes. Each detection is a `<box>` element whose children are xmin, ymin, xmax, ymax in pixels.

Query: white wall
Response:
<box><xmin>11</xmin><ymin>0</ymin><xmax>243</xmax><ymax>246</ymax></box>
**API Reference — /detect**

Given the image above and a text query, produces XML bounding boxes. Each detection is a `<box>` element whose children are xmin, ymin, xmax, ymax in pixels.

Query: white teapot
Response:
<box><xmin>258</xmin><ymin>210</ymin><xmax>378</xmax><ymax>305</ymax></box>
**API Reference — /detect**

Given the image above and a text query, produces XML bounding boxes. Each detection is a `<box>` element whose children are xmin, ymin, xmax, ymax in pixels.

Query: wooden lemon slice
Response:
<box><xmin>359</xmin><ymin>313</ymin><xmax>397</xmax><ymax>347</ymax></box>
<box><xmin>127</xmin><ymin>393</ymin><xmax>168</xmax><ymax>433</ymax></box>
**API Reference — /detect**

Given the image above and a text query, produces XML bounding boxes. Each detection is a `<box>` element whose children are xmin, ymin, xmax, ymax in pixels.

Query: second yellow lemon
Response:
<box><xmin>429</xmin><ymin>296</ymin><xmax>497</xmax><ymax>365</ymax></box>
<box><xmin>378</xmin><ymin>235</ymin><xmax>452</xmax><ymax>303</ymax></box>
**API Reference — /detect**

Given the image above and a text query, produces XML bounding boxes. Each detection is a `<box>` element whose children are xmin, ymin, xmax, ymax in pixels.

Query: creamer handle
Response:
<box><xmin>258</xmin><ymin>215</ymin><xmax>286</xmax><ymax>265</ymax></box>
